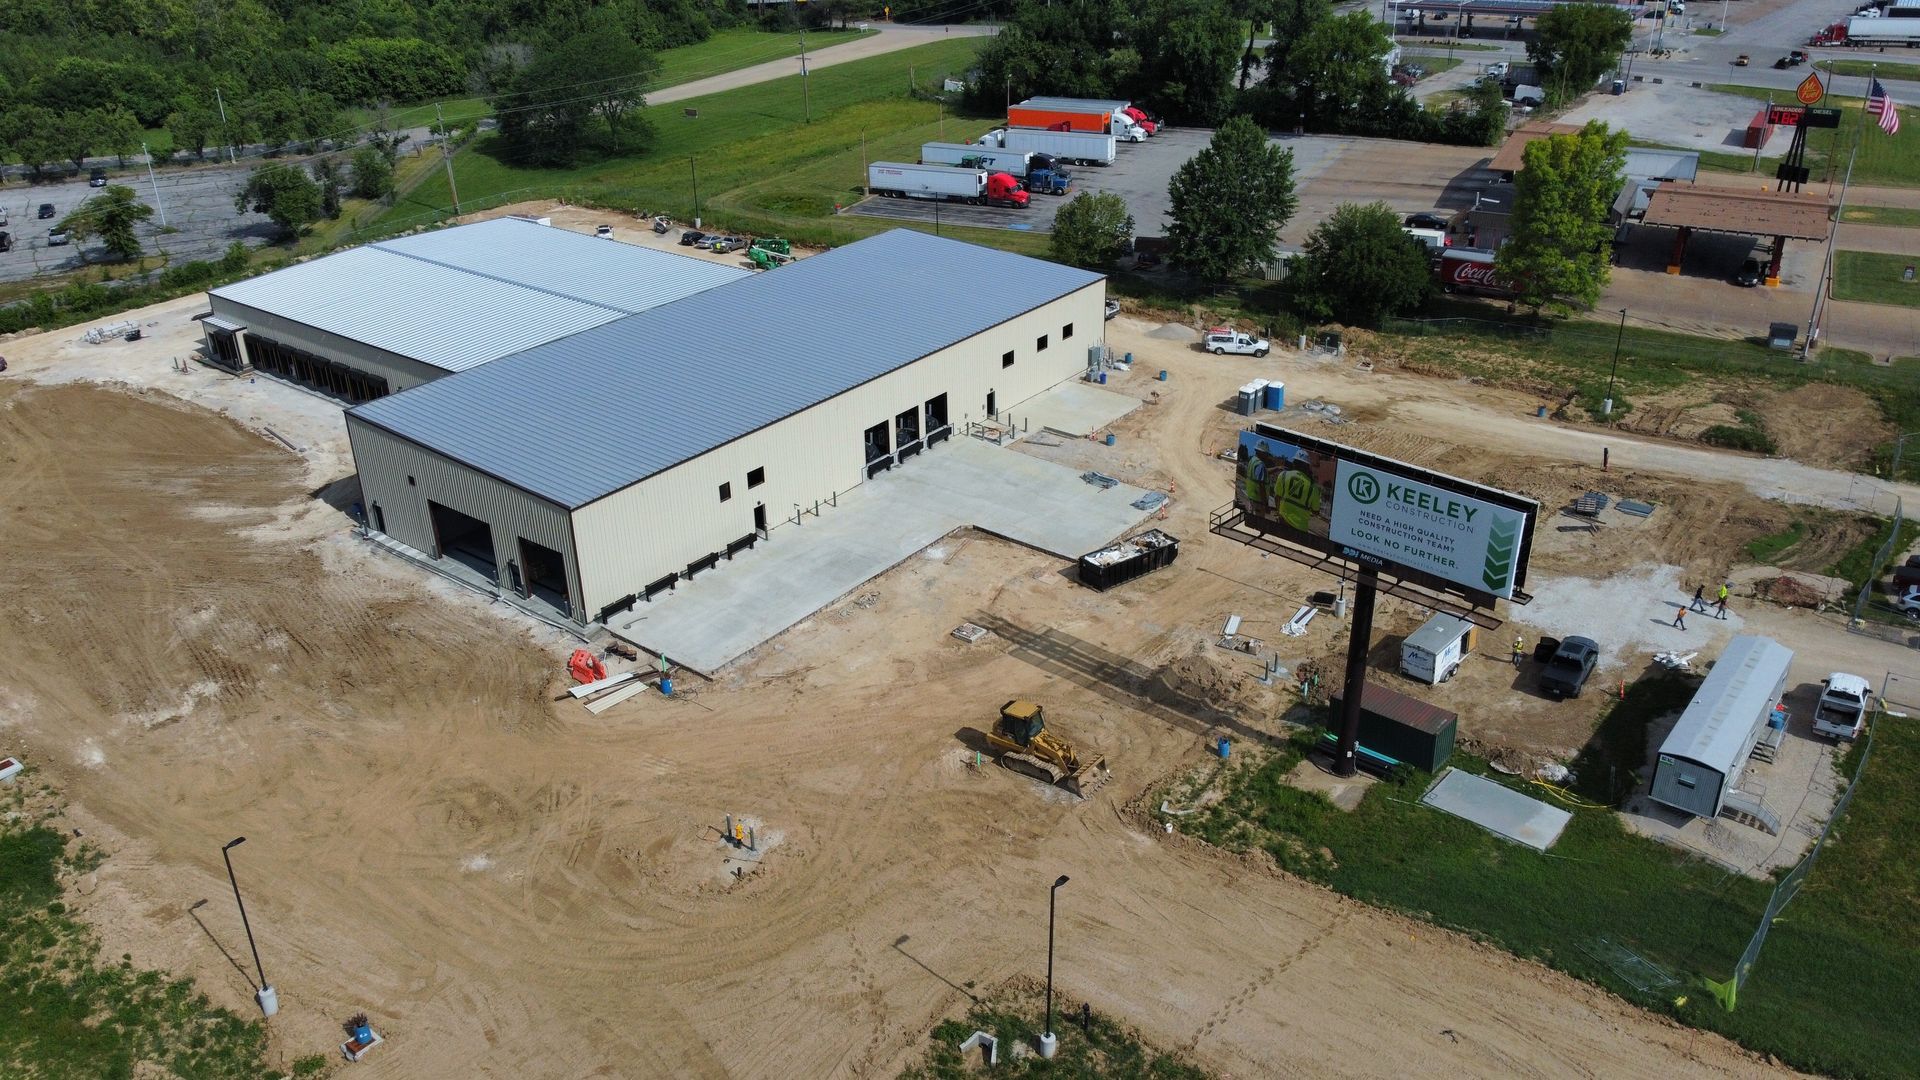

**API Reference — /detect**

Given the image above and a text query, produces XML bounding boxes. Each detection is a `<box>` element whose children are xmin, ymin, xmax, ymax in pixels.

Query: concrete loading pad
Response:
<box><xmin>610</xmin><ymin>436</ymin><xmax>1157</xmax><ymax>674</ymax></box>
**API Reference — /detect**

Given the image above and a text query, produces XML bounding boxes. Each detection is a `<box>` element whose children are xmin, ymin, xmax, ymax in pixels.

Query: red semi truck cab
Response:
<box><xmin>986</xmin><ymin>172</ymin><xmax>1030</xmax><ymax>208</ymax></box>
<box><xmin>1123</xmin><ymin>106</ymin><xmax>1157</xmax><ymax>134</ymax></box>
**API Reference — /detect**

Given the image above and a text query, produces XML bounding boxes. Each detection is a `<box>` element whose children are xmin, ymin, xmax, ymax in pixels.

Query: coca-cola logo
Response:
<box><xmin>1447</xmin><ymin>261</ymin><xmax>1500</xmax><ymax>286</ymax></box>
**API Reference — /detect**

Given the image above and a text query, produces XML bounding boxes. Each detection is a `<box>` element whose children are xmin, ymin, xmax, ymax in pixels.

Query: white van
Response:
<box><xmin>1401</xmin><ymin>613</ymin><xmax>1474</xmax><ymax>684</ymax></box>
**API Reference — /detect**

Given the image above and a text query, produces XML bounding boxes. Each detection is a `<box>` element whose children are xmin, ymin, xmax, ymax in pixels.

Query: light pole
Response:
<box><xmin>1040</xmin><ymin>874</ymin><xmax>1069</xmax><ymax>1059</ymax></box>
<box><xmin>221</xmin><ymin>837</ymin><xmax>277</xmax><ymax>1016</ymax></box>
<box><xmin>1603</xmin><ymin>308</ymin><xmax>1627</xmax><ymax>417</ymax></box>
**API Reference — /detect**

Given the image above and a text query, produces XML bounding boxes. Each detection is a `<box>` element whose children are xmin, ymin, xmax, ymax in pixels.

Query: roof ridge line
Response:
<box><xmin>371</xmin><ymin>226</ymin><xmax>641</xmax><ymax>317</ymax></box>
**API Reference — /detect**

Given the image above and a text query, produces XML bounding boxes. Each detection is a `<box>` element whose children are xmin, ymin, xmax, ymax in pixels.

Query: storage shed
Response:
<box><xmin>1327</xmin><ymin>681</ymin><xmax>1458</xmax><ymax>773</ymax></box>
<box><xmin>1649</xmin><ymin>635</ymin><xmax>1794</xmax><ymax>819</ymax></box>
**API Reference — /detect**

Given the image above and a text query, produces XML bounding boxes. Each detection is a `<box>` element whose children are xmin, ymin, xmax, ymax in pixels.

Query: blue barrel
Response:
<box><xmin>1157</xmin><ymin>370</ymin><xmax>1167</xmax><ymax>381</ymax></box>
<box><xmin>1125</xmin><ymin>352</ymin><xmax>1133</xmax><ymax>363</ymax></box>
<box><xmin>1536</xmin><ymin>405</ymin><xmax>1548</xmax><ymax>417</ymax></box>
<box><xmin>1216</xmin><ymin>736</ymin><xmax>1230</xmax><ymax>759</ymax></box>
<box><xmin>1097</xmin><ymin>371</ymin><xmax>1107</xmax><ymax>384</ymax></box>
<box><xmin>659</xmin><ymin>677</ymin><xmax>673</xmax><ymax>696</ymax></box>
<box><xmin>1105</xmin><ymin>433</ymin><xmax>1116</xmax><ymax>446</ymax></box>
<box><xmin>353</xmin><ymin>1022</ymin><xmax>373</xmax><ymax>1043</ymax></box>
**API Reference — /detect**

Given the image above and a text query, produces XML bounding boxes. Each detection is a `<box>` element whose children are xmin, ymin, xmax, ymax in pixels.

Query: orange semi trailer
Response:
<box><xmin>1006</xmin><ymin>105</ymin><xmax>1113</xmax><ymax>134</ymax></box>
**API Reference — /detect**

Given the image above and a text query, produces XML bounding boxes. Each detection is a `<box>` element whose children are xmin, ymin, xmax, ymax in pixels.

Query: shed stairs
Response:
<box><xmin>1719</xmin><ymin>791</ymin><xmax>1781</xmax><ymax>835</ymax></box>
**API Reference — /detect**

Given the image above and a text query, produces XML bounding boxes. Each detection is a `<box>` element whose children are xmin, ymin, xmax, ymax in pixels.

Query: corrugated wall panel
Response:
<box><xmin>569</xmin><ymin>286</ymin><xmax>1103</xmax><ymax>615</ymax></box>
<box><xmin>347</xmin><ymin>418</ymin><xmax>584</xmax><ymax>616</ymax></box>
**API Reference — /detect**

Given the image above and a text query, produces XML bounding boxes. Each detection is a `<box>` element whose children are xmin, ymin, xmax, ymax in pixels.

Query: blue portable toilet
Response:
<box><xmin>1262</xmin><ymin>381</ymin><xmax>1285</xmax><ymax>411</ymax></box>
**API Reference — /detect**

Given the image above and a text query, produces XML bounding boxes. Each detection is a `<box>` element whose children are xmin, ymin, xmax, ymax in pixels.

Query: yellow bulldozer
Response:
<box><xmin>986</xmin><ymin>700</ymin><xmax>1110</xmax><ymax>797</ymax></box>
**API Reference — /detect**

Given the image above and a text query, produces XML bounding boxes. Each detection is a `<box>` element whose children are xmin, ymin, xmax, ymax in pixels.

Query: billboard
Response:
<box><xmin>1235</xmin><ymin>425</ymin><xmax>1538</xmax><ymax>603</ymax></box>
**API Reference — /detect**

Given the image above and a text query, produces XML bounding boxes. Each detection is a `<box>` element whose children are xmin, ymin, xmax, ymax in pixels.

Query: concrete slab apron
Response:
<box><xmin>1011</xmin><ymin>381</ymin><xmax>1140</xmax><ymax>437</ymax></box>
<box><xmin>610</xmin><ymin>438</ymin><xmax>1156</xmax><ymax>675</ymax></box>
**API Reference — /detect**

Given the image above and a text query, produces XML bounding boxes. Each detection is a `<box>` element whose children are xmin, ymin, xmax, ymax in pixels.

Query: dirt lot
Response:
<box><xmin>8</xmin><ymin>253</ymin><xmax>1911</xmax><ymax>1075</ymax></box>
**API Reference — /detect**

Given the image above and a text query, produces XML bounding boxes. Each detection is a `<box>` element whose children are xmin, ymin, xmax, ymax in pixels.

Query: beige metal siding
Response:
<box><xmin>569</xmin><ymin>284</ymin><xmax>1104</xmax><ymax>614</ymax></box>
<box><xmin>347</xmin><ymin>418</ymin><xmax>584</xmax><ymax>615</ymax></box>
<box><xmin>210</xmin><ymin>297</ymin><xmax>447</xmax><ymax>394</ymax></box>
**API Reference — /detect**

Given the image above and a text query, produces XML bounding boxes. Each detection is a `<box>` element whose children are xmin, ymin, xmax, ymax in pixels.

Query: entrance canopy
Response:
<box><xmin>1641</xmin><ymin>185</ymin><xmax>1832</xmax><ymax>241</ymax></box>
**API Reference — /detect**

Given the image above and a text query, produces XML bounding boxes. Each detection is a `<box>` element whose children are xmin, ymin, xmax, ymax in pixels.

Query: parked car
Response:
<box><xmin>38</xmin><ymin>203</ymin><xmax>56</xmax><ymax>219</ymax></box>
<box><xmin>1203</xmin><ymin>328</ymin><xmax>1270</xmax><ymax>357</ymax></box>
<box><xmin>677</xmin><ymin>229</ymin><xmax>706</xmax><ymax>247</ymax></box>
<box><xmin>0</xmin><ymin>231</ymin><xmax>11</xmax><ymax>252</ymax></box>
<box><xmin>694</xmin><ymin>234</ymin><xmax>720</xmax><ymax>250</ymax></box>
<box><xmin>1735</xmin><ymin>54</ymin><xmax>1751</xmax><ymax>66</ymax></box>
<box><xmin>1539</xmin><ymin>636</ymin><xmax>1600</xmax><ymax>699</ymax></box>
<box><xmin>595</xmin><ymin>224</ymin><xmax>614</xmax><ymax>238</ymax></box>
<box><xmin>1733</xmin><ymin>258</ymin><xmax>1764</xmax><ymax>287</ymax></box>
<box><xmin>89</xmin><ymin>168</ymin><xmax>107</xmax><ymax>187</ymax></box>
<box><xmin>1104</xmin><ymin>298</ymin><xmax>1121</xmax><ymax>320</ymax></box>
<box><xmin>47</xmin><ymin>227</ymin><xmax>70</xmax><ymax>246</ymax></box>
<box><xmin>1404</xmin><ymin>211</ymin><xmax>1451</xmax><ymax>231</ymax></box>
<box><xmin>708</xmin><ymin>235</ymin><xmax>746</xmax><ymax>254</ymax></box>
<box><xmin>1893</xmin><ymin>585</ymin><xmax>1920</xmax><ymax>620</ymax></box>
<box><xmin>0</xmin><ymin>207</ymin><xmax>9</xmax><ymax>226</ymax></box>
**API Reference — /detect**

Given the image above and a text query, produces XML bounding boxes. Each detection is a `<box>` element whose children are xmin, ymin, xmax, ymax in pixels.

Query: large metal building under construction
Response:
<box><xmin>201</xmin><ymin>217</ymin><xmax>749</xmax><ymax>401</ymax></box>
<box><xmin>343</xmin><ymin>228</ymin><xmax>1106</xmax><ymax>624</ymax></box>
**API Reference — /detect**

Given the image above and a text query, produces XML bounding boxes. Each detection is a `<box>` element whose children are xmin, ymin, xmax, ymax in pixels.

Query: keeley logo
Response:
<box><xmin>1347</xmin><ymin>471</ymin><xmax>1380</xmax><ymax>504</ymax></box>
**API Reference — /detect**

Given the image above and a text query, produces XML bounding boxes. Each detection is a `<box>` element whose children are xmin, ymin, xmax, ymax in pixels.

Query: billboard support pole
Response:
<box><xmin>1333</xmin><ymin>568</ymin><xmax>1380</xmax><ymax>777</ymax></box>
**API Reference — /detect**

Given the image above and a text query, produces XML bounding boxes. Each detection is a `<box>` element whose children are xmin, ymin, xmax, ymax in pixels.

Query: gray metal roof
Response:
<box><xmin>349</xmin><ymin>229</ymin><xmax>1104</xmax><ymax>509</ymax></box>
<box><xmin>1623</xmin><ymin>148</ymin><xmax>1699</xmax><ymax>183</ymax></box>
<box><xmin>1657</xmin><ymin>635</ymin><xmax>1793</xmax><ymax>772</ymax></box>
<box><xmin>210</xmin><ymin>218</ymin><xmax>747</xmax><ymax>373</ymax></box>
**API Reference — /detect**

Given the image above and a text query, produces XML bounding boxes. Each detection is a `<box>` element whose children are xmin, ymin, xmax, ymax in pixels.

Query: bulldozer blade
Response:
<box><xmin>1062</xmin><ymin>758</ymin><xmax>1112</xmax><ymax>798</ymax></box>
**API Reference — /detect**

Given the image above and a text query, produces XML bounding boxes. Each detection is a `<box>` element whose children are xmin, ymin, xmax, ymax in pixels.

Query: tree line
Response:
<box><xmin>0</xmin><ymin>0</ymin><xmax>744</xmax><ymax>175</ymax></box>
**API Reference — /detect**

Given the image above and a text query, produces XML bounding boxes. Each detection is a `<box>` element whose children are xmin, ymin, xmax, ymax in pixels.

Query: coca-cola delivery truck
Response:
<box><xmin>1435</xmin><ymin>248</ymin><xmax>1518</xmax><ymax>298</ymax></box>
<box><xmin>866</xmin><ymin>163</ymin><xmax>1030</xmax><ymax>208</ymax></box>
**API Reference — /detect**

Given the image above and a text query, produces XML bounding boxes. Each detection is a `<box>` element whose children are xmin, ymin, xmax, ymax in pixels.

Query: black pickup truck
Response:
<box><xmin>1540</xmin><ymin>636</ymin><xmax>1600</xmax><ymax>700</ymax></box>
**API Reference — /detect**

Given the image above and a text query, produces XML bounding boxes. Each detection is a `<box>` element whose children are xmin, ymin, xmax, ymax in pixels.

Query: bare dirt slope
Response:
<box><xmin>0</xmin><ymin>300</ymin><xmax>1841</xmax><ymax>1077</ymax></box>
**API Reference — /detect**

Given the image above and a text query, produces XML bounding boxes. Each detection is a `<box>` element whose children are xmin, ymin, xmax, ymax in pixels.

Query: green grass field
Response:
<box><xmin>1841</xmin><ymin>204</ymin><xmax>1920</xmax><ymax>227</ymax></box>
<box><xmin>374</xmin><ymin>38</ymin><xmax>1012</xmax><ymax>252</ymax></box>
<box><xmin>1708</xmin><ymin>84</ymin><xmax>1919</xmax><ymax>187</ymax></box>
<box><xmin>342</xmin><ymin>30</ymin><xmax>870</xmax><ymax>133</ymax></box>
<box><xmin>1834</xmin><ymin>249</ymin><xmax>1920</xmax><ymax>307</ymax></box>
<box><xmin>1176</xmin><ymin>702</ymin><xmax>1920</xmax><ymax>1078</ymax></box>
<box><xmin>1820</xmin><ymin>58</ymin><xmax>1920</xmax><ymax>82</ymax></box>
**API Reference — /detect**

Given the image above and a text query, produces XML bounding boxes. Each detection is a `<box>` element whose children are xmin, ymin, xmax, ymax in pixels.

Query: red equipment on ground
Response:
<box><xmin>568</xmin><ymin>649</ymin><xmax>608</xmax><ymax>684</ymax></box>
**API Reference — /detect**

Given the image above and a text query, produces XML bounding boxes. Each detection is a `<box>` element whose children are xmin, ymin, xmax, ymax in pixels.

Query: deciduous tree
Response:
<box><xmin>350</xmin><ymin>146</ymin><xmax>394</xmax><ymax>200</ymax></box>
<box><xmin>1166</xmin><ymin>115</ymin><xmax>1297</xmax><ymax>284</ymax></box>
<box><xmin>1501</xmin><ymin>121</ymin><xmax>1628</xmax><ymax>314</ymax></box>
<box><xmin>59</xmin><ymin>185</ymin><xmax>155</xmax><ymax>261</ymax></box>
<box><xmin>1285</xmin><ymin>201</ymin><xmax>1432</xmax><ymax>326</ymax></box>
<box><xmin>1050</xmin><ymin>192</ymin><xmax>1135</xmax><ymax>269</ymax></box>
<box><xmin>234</xmin><ymin>162</ymin><xmax>324</xmax><ymax>238</ymax></box>
<box><xmin>1528</xmin><ymin>4</ymin><xmax>1632</xmax><ymax>104</ymax></box>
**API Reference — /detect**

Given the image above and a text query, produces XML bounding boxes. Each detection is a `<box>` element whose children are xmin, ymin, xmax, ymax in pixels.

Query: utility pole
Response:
<box><xmin>800</xmin><ymin>31</ymin><xmax>811</xmax><ymax>123</ymax></box>
<box><xmin>215</xmin><ymin>88</ymin><xmax>236</xmax><ymax>164</ymax></box>
<box><xmin>1804</xmin><ymin>144</ymin><xmax>1857</xmax><ymax>361</ymax></box>
<box><xmin>141</xmin><ymin>143</ymin><xmax>167</xmax><ymax>227</ymax></box>
<box><xmin>690</xmin><ymin>156</ymin><xmax>701</xmax><ymax>228</ymax></box>
<box><xmin>435</xmin><ymin>103</ymin><xmax>460</xmax><ymax>215</ymax></box>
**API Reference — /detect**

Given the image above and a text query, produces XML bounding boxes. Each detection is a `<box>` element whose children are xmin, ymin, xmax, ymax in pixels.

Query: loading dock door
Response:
<box><xmin>519</xmin><ymin>538</ymin><xmax>571</xmax><ymax>615</ymax></box>
<box><xmin>428</xmin><ymin>501</ymin><xmax>498</xmax><ymax>582</ymax></box>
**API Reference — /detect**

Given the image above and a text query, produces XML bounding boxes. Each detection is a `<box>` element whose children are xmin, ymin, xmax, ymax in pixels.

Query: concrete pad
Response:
<box><xmin>609</xmin><ymin>438</ymin><xmax>1155</xmax><ymax>674</ymax></box>
<box><xmin>1420</xmin><ymin>768</ymin><xmax>1572</xmax><ymax>851</ymax></box>
<box><xmin>1281</xmin><ymin>758</ymin><xmax>1374</xmax><ymax>812</ymax></box>
<box><xmin>1005</xmin><ymin>380</ymin><xmax>1140</xmax><ymax>437</ymax></box>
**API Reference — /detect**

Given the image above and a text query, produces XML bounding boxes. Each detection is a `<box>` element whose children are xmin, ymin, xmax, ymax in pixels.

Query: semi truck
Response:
<box><xmin>1008</xmin><ymin>97</ymin><xmax>1148</xmax><ymax>141</ymax></box>
<box><xmin>979</xmin><ymin>128</ymin><xmax>1118</xmax><ymax>167</ymax></box>
<box><xmin>866</xmin><ymin>162</ymin><xmax>1031</xmax><ymax>208</ymax></box>
<box><xmin>1434</xmin><ymin>248</ymin><xmax>1519</xmax><ymax>297</ymax></box>
<box><xmin>917</xmin><ymin>142</ymin><xmax>1072</xmax><ymax>195</ymax></box>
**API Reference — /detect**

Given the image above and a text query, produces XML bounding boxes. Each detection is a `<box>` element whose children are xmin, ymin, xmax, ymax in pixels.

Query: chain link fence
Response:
<box><xmin>1708</xmin><ymin>671</ymin><xmax>1918</xmax><ymax>1009</ymax></box>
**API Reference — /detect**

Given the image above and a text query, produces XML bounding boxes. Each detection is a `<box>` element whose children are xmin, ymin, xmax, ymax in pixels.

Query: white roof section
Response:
<box><xmin>1623</xmin><ymin>147</ymin><xmax>1700</xmax><ymax>183</ymax></box>
<box><xmin>1657</xmin><ymin>635</ymin><xmax>1794</xmax><ymax>772</ymax></box>
<box><xmin>1019</xmin><ymin>97</ymin><xmax>1131</xmax><ymax>112</ymax></box>
<box><xmin>210</xmin><ymin>218</ymin><xmax>747</xmax><ymax>373</ymax></box>
<box><xmin>349</xmin><ymin>229</ymin><xmax>1105</xmax><ymax>509</ymax></box>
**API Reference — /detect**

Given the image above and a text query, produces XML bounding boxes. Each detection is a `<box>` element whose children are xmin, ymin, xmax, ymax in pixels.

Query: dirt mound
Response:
<box><xmin>1758</xmin><ymin>383</ymin><xmax>1893</xmax><ymax>470</ymax></box>
<box><xmin>1752</xmin><ymin>575</ymin><xmax>1828</xmax><ymax>609</ymax></box>
<box><xmin>1148</xmin><ymin>323</ymin><xmax>1200</xmax><ymax>341</ymax></box>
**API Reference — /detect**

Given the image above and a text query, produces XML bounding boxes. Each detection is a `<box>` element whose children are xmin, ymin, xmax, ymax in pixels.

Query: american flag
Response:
<box><xmin>1868</xmin><ymin>78</ymin><xmax>1901</xmax><ymax>136</ymax></box>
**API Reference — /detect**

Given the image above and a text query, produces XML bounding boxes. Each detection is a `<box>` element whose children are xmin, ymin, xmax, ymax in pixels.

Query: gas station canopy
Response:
<box><xmin>1641</xmin><ymin>185</ymin><xmax>1832</xmax><ymax>241</ymax></box>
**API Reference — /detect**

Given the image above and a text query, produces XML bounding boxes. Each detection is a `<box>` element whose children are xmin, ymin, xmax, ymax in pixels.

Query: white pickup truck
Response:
<box><xmin>1203</xmin><ymin>327</ymin><xmax>1270</xmax><ymax>357</ymax></box>
<box><xmin>1813</xmin><ymin>672</ymin><xmax>1871</xmax><ymax>741</ymax></box>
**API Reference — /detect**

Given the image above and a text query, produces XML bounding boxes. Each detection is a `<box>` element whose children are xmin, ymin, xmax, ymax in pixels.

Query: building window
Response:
<box><xmin>1002</xmin><ymin>350</ymin><xmax>1015</xmax><ymax>369</ymax></box>
<box><xmin>718</xmin><ymin>482</ymin><xmax>732</xmax><ymax>502</ymax></box>
<box><xmin>407</xmin><ymin>475</ymin><xmax>415</xmax><ymax>486</ymax></box>
<box><xmin>1062</xmin><ymin>323</ymin><xmax>1074</xmax><ymax>341</ymax></box>
<box><xmin>747</xmin><ymin>467</ymin><xmax>766</xmax><ymax>489</ymax></box>
<box><xmin>1036</xmin><ymin>334</ymin><xmax>1049</xmax><ymax>352</ymax></box>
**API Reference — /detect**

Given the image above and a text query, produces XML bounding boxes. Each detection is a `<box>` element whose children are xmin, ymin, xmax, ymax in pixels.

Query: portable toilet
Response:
<box><xmin>1399</xmin><ymin>613</ymin><xmax>1475</xmax><ymax>685</ymax></box>
<box><xmin>1236</xmin><ymin>381</ymin><xmax>1262</xmax><ymax>415</ymax></box>
<box><xmin>1262</xmin><ymin>380</ymin><xmax>1285</xmax><ymax>411</ymax></box>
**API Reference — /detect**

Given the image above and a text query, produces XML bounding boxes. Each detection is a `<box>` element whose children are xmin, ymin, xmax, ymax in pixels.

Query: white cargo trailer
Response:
<box><xmin>920</xmin><ymin>142</ymin><xmax>1033</xmax><ymax>176</ymax></box>
<box><xmin>998</xmin><ymin>128</ymin><xmax>1118</xmax><ymax>166</ymax></box>
<box><xmin>867</xmin><ymin>162</ymin><xmax>985</xmax><ymax>202</ymax></box>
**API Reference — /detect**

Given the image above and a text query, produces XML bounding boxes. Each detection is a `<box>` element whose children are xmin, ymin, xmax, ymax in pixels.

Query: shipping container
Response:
<box><xmin>1077</xmin><ymin>529</ymin><xmax>1179</xmax><ymax>591</ymax></box>
<box><xmin>1326</xmin><ymin>681</ymin><xmax>1458</xmax><ymax>773</ymax></box>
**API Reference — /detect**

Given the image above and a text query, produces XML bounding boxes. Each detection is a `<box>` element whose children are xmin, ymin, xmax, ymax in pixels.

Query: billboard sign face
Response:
<box><xmin>1235</xmin><ymin>425</ymin><xmax>1538</xmax><ymax>603</ymax></box>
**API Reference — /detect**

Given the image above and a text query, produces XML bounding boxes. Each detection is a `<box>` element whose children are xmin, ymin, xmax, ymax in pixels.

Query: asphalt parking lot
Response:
<box><xmin>842</xmin><ymin>128</ymin><xmax>1361</xmax><ymax>237</ymax></box>
<box><xmin>0</xmin><ymin>163</ymin><xmax>272</xmax><ymax>283</ymax></box>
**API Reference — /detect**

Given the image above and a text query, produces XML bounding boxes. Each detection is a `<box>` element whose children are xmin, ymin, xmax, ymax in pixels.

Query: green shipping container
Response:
<box><xmin>1327</xmin><ymin>681</ymin><xmax>1458</xmax><ymax>774</ymax></box>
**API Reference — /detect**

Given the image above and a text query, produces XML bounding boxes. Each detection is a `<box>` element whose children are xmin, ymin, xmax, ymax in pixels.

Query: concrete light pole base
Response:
<box><xmin>1038</xmin><ymin>1032</ymin><xmax>1058</xmax><ymax>1059</ymax></box>
<box><xmin>255</xmin><ymin>985</ymin><xmax>279</xmax><ymax>1017</ymax></box>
